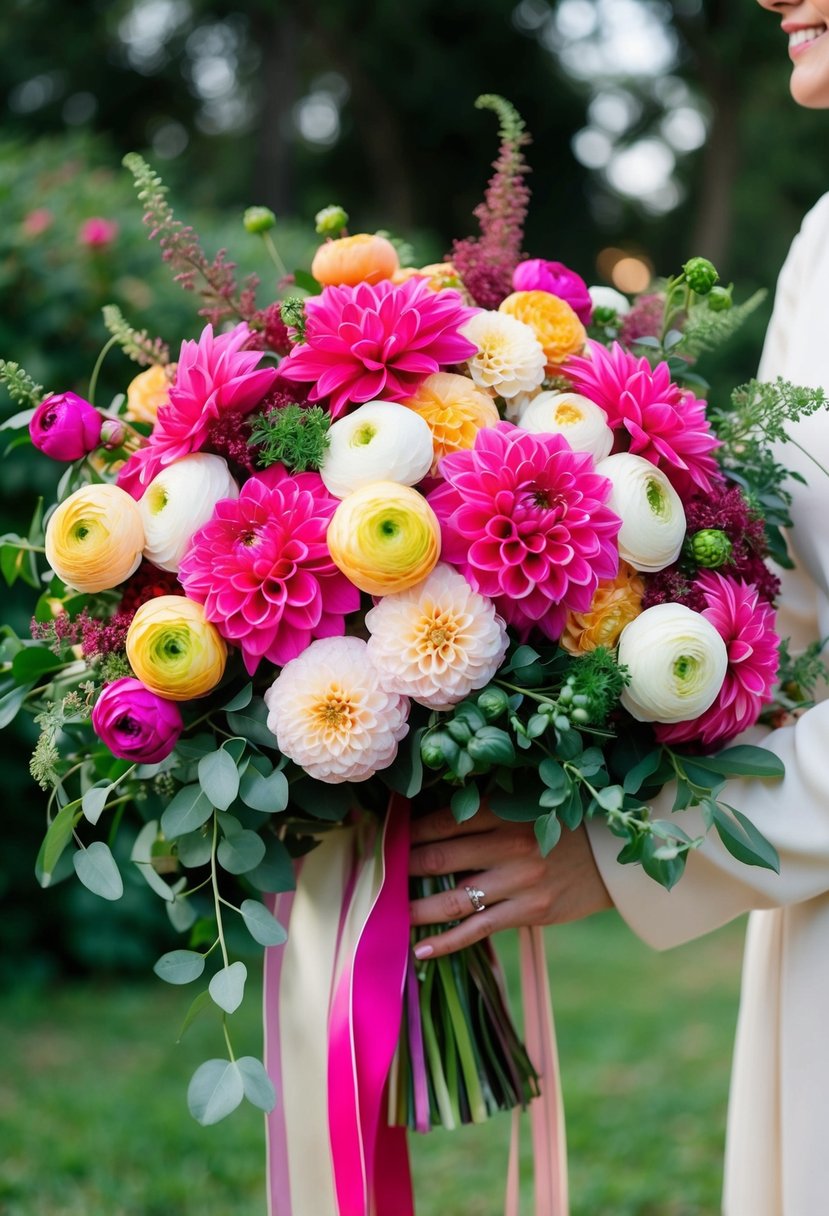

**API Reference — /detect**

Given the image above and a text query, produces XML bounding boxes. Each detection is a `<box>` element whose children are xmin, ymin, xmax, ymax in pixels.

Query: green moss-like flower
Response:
<box><xmin>690</xmin><ymin>528</ymin><xmax>733</xmax><ymax>569</ymax></box>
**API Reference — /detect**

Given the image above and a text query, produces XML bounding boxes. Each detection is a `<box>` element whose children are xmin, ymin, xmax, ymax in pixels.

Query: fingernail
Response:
<box><xmin>413</xmin><ymin>943</ymin><xmax>433</xmax><ymax>960</ymax></box>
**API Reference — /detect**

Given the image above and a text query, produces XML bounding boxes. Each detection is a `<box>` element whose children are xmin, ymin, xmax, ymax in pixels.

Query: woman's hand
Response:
<box><xmin>409</xmin><ymin>804</ymin><xmax>613</xmax><ymax>959</ymax></box>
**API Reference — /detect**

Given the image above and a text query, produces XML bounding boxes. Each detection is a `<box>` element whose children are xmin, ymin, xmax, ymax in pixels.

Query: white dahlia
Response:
<box><xmin>519</xmin><ymin>391</ymin><xmax>614</xmax><ymax>461</ymax></box>
<box><xmin>365</xmin><ymin>564</ymin><xmax>508</xmax><ymax>710</ymax></box>
<box><xmin>264</xmin><ymin>636</ymin><xmax>409</xmax><ymax>783</ymax></box>
<box><xmin>139</xmin><ymin>453</ymin><xmax>239</xmax><ymax>573</ymax></box>
<box><xmin>461</xmin><ymin>311</ymin><xmax>546</xmax><ymax>400</ymax></box>
<box><xmin>319</xmin><ymin>400</ymin><xmax>434</xmax><ymax>499</ymax></box>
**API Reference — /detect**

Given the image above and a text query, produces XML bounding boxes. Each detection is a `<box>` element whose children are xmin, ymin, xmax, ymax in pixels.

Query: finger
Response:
<box><xmin>409</xmin><ymin>821</ymin><xmax>537</xmax><ymax>878</ymax></box>
<box><xmin>412</xmin><ymin>904</ymin><xmax>514</xmax><ymax>959</ymax></box>
<box><xmin>410</xmin><ymin>873</ymin><xmax>503</xmax><ymax>927</ymax></box>
<box><xmin>409</xmin><ymin>802</ymin><xmax>499</xmax><ymax>845</ymax></box>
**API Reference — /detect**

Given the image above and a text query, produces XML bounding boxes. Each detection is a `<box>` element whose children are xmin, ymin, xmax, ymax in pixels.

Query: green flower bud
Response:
<box><xmin>571</xmin><ymin>707</ymin><xmax>590</xmax><ymax>724</ymax></box>
<box><xmin>476</xmin><ymin>686</ymin><xmax>510</xmax><ymax>722</ymax></box>
<box><xmin>420</xmin><ymin>731</ymin><xmax>459</xmax><ymax>770</ymax></box>
<box><xmin>315</xmin><ymin>204</ymin><xmax>349</xmax><ymax>237</ymax></box>
<box><xmin>592</xmin><ymin>305</ymin><xmax>619</xmax><ymax>326</ymax></box>
<box><xmin>447</xmin><ymin>718</ymin><xmax>473</xmax><ymax>745</ymax></box>
<box><xmin>682</xmin><ymin>257</ymin><xmax>719</xmax><ymax>295</ymax></box>
<box><xmin>243</xmin><ymin>206</ymin><xmax>277</xmax><ymax>235</ymax></box>
<box><xmin>707</xmin><ymin>285</ymin><xmax>733</xmax><ymax>312</ymax></box>
<box><xmin>558</xmin><ymin>685</ymin><xmax>574</xmax><ymax>704</ymax></box>
<box><xmin>689</xmin><ymin>528</ymin><xmax>733</xmax><ymax>569</ymax></box>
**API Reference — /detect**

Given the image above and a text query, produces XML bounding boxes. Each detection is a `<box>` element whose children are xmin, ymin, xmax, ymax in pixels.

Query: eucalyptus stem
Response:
<box><xmin>210</xmin><ymin>812</ymin><xmax>230</xmax><ymax>969</ymax></box>
<box><xmin>88</xmin><ymin>335</ymin><xmax>120</xmax><ymax>408</ymax></box>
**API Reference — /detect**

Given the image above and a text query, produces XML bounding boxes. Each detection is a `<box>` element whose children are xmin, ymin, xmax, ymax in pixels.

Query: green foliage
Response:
<box><xmin>249</xmin><ymin>403</ymin><xmax>331</xmax><ymax>472</ymax></box>
<box><xmin>679</xmin><ymin>289</ymin><xmax>767</xmax><ymax>361</ymax></box>
<box><xmin>101</xmin><ymin>304</ymin><xmax>169</xmax><ymax>368</ymax></box>
<box><xmin>0</xmin><ymin>359</ymin><xmax>45</xmax><ymax>411</ymax></box>
<box><xmin>767</xmin><ymin>636</ymin><xmax>829</xmax><ymax>717</ymax></box>
<box><xmin>475</xmin><ymin>93</ymin><xmax>528</xmax><ymax>149</ymax></box>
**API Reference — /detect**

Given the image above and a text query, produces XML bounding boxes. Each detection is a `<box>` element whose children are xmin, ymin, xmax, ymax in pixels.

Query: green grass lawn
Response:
<box><xmin>0</xmin><ymin>911</ymin><xmax>744</xmax><ymax>1216</ymax></box>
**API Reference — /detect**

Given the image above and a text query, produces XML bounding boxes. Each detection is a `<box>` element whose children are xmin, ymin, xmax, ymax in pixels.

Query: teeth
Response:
<box><xmin>789</xmin><ymin>26</ymin><xmax>826</xmax><ymax>48</ymax></box>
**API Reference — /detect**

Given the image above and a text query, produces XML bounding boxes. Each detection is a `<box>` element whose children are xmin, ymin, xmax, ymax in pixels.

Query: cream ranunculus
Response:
<box><xmin>519</xmin><ymin>391</ymin><xmax>614</xmax><ymax>461</ymax></box>
<box><xmin>596</xmin><ymin>453</ymin><xmax>686</xmax><ymax>573</ymax></box>
<box><xmin>326</xmin><ymin>481</ymin><xmax>441</xmax><ymax>596</ymax></box>
<box><xmin>588</xmin><ymin>286</ymin><xmax>631</xmax><ymax>317</ymax></box>
<box><xmin>319</xmin><ymin>401</ymin><xmax>434</xmax><ymax>499</ymax></box>
<box><xmin>139</xmin><ymin>453</ymin><xmax>239</xmax><ymax>572</ymax></box>
<box><xmin>126</xmin><ymin>595</ymin><xmax>227</xmax><ymax>701</ymax></box>
<box><xmin>45</xmin><ymin>483</ymin><xmax>144</xmax><ymax>593</ymax></box>
<box><xmin>618</xmin><ymin>603</ymin><xmax>728</xmax><ymax>723</ymax></box>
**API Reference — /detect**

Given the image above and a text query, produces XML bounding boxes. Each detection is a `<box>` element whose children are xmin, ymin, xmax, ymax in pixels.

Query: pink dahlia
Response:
<box><xmin>565</xmin><ymin>341</ymin><xmax>721</xmax><ymax>498</ymax></box>
<box><xmin>428</xmin><ymin>423</ymin><xmax>621</xmax><ymax>640</ymax></box>
<box><xmin>177</xmin><ymin>466</ymin><xmax>360</xmax><ymax>674</ymax></box>
<box><xmin>118</xmin><ymin>323</ymin><xmax>278</xmax><ymax>497</ymax></box>
<box><xmin>277</xmin><ymin>278</ymin><xmax>479</xmax><ymax>419</ymax></box>
<box><xmin>656</xmin><ymin>573</ymin><xmax>779</xmax><ymax>748</ymax></box>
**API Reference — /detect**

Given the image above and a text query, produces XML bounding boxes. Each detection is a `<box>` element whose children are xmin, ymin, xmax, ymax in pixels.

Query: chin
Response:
<box><xmin>789</xmin><ymin>61</ymin><xmax>829</xmax><ymax>108</ymax></box>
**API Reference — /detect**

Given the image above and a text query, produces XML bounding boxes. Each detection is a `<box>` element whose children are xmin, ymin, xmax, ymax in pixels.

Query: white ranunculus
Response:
<box><xmin>588</xmin><ymin>285</ymin><xmax>631</xmax><ymax>317</ymax></box>
<box><xmin>319</xmin><ymin>401</ymin><xmax>434</xmax><ymax>499</ymax></box>
<box><xmin>618</xmin><ymin>603</ymin><xmax>728</xmax><ymax>723</ymax></box>
<box><xmin>596</xmin><ymin>453</ymin><xmax>686</xmax><ymax>573</ymax></box>
<box><xmin>519</xmin><ymin>391</ymin><xmax>614</xmax><ymax>461</ymax></box>
<box><xmin>139</xmin><ymin>453</ymin><xmax>239</xmax><ymax>572</ymax></box>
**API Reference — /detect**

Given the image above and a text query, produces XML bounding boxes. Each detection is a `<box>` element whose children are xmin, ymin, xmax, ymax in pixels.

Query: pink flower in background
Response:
<box><xmin>117</xmin><ymin>322</ymin><xmax>278</xmax><ymax>496</ymax></box>
<box><xmin>79</xmin><ymin>217</ymin><xmax>119</xmax><ymax>248</ymax></box>
<box><xmin>178</xmin><ymin>466</ymin><xmax>360</xmax><ymax>674</ymax></box>
<box><xmin>428</xmin><ymin>423</ymin><xmax>621</xmax><ymax>640</ymax></box>
<box><xmin>565</xmin><ymin>341</ymin><xmax>721</xmax><ymax>498</ymax></box>
<box><xmin>29</xmin><ymin>391</ymin><xmax>103</xmax><ymax>461</ymax></box>
<box><xmin>656</xmin><ymin>573</ymin><xmax>779</xmax><ymax>748</ymax></box>
<box><xmin>22</xmin><ymin>208</ymin><xmax>54</xmax><ymax>238</ymax></box>
<box><xmin>512</xmin><ymin>259</ymin><xmax>593</xmax><ymax>325</ymax></box>
<box><xmin>619</xmin><ymin>292</ymin><xmax>666</xmax><ymax>346</ymax></box>
<box><xmin>279</xmin><ymin>278</ymin><xmax>479</xmax><ymax>418</ymax></box>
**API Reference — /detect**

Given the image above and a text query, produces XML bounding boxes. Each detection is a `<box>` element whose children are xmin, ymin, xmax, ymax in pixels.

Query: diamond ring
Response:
<box><xmin>465</xmin><ymin>886</ymin><xmax>486</xmax><ymax>913</ymax></box>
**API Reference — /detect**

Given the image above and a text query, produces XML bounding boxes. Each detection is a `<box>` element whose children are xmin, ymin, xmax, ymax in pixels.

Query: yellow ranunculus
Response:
<box><xmin>400</xmin><ymin>373</ymin><xmax>500</xmax><ymax>474</ymax></box>
<box><xmin>499</xmin><ymin>290</ymin><xmax>586</xmax><ymax>371</ymax></box>
<box><xmin>327</xmin><ymin>482</ymin><xmax>441</xmax><ymax>596</ymax></box>
<box><xmin>125</xmin><ymin>364</ymin><xmax>173</xmax><ymax>425</ymax></box>
<box><xmin>561</xmin><ymin>562</ymin><xmax>645</xmax><ymax>655</ymax></box>
<box><xmin>45</xmin><ymin>484</ymin><xmax>145</xmax><ymax>593</ymax></box>
<box><xmin>126</xmin><ymin>595</ymin><xmax>227</xmax><ymax>701</ymax></box>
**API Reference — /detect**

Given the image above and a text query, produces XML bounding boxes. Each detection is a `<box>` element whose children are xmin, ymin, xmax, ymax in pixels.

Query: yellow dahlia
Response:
<box><xmin>45</xmin><ymin>484</ymin><xmax>144</xmax><ymax>593</ymax></box>
<box><xmin>326</xmin><ymin>482</ymin><xmax>441</xmax><ymax>596</ymax></box>
<box><xmin>499</xmin><ymin>290</ymin><xmax>586</xmax><ymax>371</ymax></box>
<box><xmin>399</xmin><ymin>372</ymin><xmax>500</xmax><ymax>474</ymax></box>
<box><xmin>126</xmin><ymin>595</ymin><xmax>227</xmax><ymax>701</ymax></box>
<box><xmin>560</xmin><ymin>562</ymin><xmax>645</xmax><ymax>655</ymax></box>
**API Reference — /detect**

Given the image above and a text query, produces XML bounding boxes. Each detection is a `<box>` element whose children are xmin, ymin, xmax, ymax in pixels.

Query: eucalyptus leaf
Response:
<box><xmin>209</xmin><ymin>961</ymin><xmax>247</xmax><ymax>1013</ymax></box>
<box><xmin>198</xmin><ymin>749</ymin><xmax>240</xmax><ymax>811</ymax></box>
<box><xmin>593</xmin><ymin>785</ymin><xmax>624</xmax><ymax>813</ymax></box>
<box><xmin>217</xmin><ymin>828</ymin><xmax>266</xmax><ymax>875</ymax></box>
<box><xmin>36</xmin><ymin>801</ymin><xmax>81</xmax><ymax>887</ymax></box>
<box><xmin>0</xmin><ymin>680</ymin><xmax>35</xmax><ymax>728</ymax></box>
<box><xmin>222</xmin><ymin>683</ymin><xmax>253</xmax><ymax>712</ymax></box>
<box><xmin>81</xmin><ymin>784</ymin><xmax>110</xmax><ymax>826</ymax></box>
<box><xmin>176</xmin><ymin>828</ymin><xmax>213</xmax><ymax>869</ymax></box>
<box><xmin>239</xmin><ymin>766</ymin><xmax>289</xmax><ymax>813</ymax></box>
<box><xmin>167</xmin><ymin>894</ymin><xmax>198</xmax><ymax>933</ymax></box>
<box><xmin>153</xmin><ymin>949</ymin><xmax>206</xmax><ymax>985</ymax></box>
<box><xmin>236</xmin><ymin>1056</ymin><xmax>277</xmax><ymax>1112</ymax></box>
<box><xmin>130</xmin><ymin>820</ymin><xmax>175</xmax><ymax>901</ymax></box>
<box><xmin>187</xmin><ymin>1059</ymin><xmax>245</xmax><ymax>1126</ymax></box>
<box><xmin>160</xmin><ymin>783</ymin><xmax>213</xmax><ymax>838</ymax></box>
<box><xmin>226</xmin><ymin>698</ymin><xmax>277</xmax><ymax>749</ymax></box>
<box><xmin>246</xmin><ymin>835</ymin><xmax>296</xmax><ymax>893</ymax></box>
<box><xmin>713</xmin><ymin>805</ymin><xmax>781</xmax><ymax>872</ymax></box>
<box><xmin>73</xmin><ymin>842</ymin><xmax>124</xmax><ymax>901</ymax></box>
<box><xmin>449</xmin><ymin>784</ymin><xmax>480</xmax><ymax>824</ymax></box>
<box><xmin>622</xmin><ymin>749</ymin><xmax>663</xmax><ymax>795</ymax></box>
<box><xmin>240</xmin><ymin>899</ymin><xmax>288</xmax><ymax>946</ymax></box>
<box><xmin>177</xmin><ymin>990</ymin><xmax>213</xmax><ymax>1043</ymax></box>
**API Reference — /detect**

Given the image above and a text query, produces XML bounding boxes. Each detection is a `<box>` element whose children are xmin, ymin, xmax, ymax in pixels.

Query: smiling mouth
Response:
<box><xmin>789</xmin><ymin>25</ymin><xmax>828</xmax><ymax>57</ymax></box>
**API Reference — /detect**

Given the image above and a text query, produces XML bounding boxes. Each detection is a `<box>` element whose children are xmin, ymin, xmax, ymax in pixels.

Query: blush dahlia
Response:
<box><xmin>177</xmin><ymin>466</ymin><xmax>360</xmax><ymax>674</ymax></box>
<box><xmin>428</xmin><ymin>423</ymin><xmax>621</xmax><ymax>640</ymax></box>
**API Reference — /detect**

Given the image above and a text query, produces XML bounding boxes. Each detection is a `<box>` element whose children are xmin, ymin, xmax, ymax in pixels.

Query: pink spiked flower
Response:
<box><xmin>278</xmin><ymin>278</ymin><xmax>479</xmax><ymax>419</ymax></box>
<box><xmin>656</xmin><ymin>573</ymin><xmax>779</xmax><ymax>748</ymax></box>
<box><xmin>565</xmin><ymin>341</ymin><xmax>722</xmax><ymax>498</ymax></box>
<box><xmin>117</xmin><ymin>322</ymin><xmax>278</xmax><ymax>497</ymax></box>
<box><xmin>177</xmin><ymin>466</ymin><xmax>360</xmax><ymax>674</ymax></box>
<box><xmin>428</xmin><ymin>423</ymin><xmax>621</xmax><ymax>640</ymax></box>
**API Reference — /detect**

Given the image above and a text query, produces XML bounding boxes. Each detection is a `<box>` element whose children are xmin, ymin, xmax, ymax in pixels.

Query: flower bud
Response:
<box><xmin>243</xmin><ymin>206</ymin><xmax>277</xmax><ymax>234</ymax></box>
<box><xmin>682</xmin><ymin>257</ymin><xmax>719</xmax><ymax>295</ymax></box>
<box><xmin>477</xmin><ymin>686</ymin><xmax>510</xmax><ymax>722</ymax></box>
<box><xmin>315</xmin><ymin>204</ymin><xmax>350</xmax><ymax>237</ymax></box>
<box><xmin>689</xmin><ymin>528</ymin><xmax>733</xmax><ymax>569</ymax></box>
<box><xmin>30</xmin><ymin>392</ymin><xmax>103</xmax><ymax>462</ymax></box>
<box><xmin>100</xmin><ymin>419</ymin><xmax>126</xmax><ymax>449</ymax></box>
<box><xmin>311</xmin><ymin>233</ymin><xmax>399</xmax><ymax>287</ymax></box>
<box><xmin>707</xmin><ymin>285</ymin><xmax>733</xmax><ymax>312</ymax></box>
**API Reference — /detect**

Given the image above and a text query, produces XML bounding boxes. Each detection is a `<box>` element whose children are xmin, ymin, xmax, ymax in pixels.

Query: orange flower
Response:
<box><xmin>311</xmin><ymin>233</ymin><xmax>399</xmax><ymax>287</ymax></box>
<box><xmin>399</xmin><ymin>372</ymin><xmax>500</xmax><ymax>474</ymax></box>
<box><xmin>499</xmin><ymin>290</ymin><xmax>586</xmax><ymax>371</ymax></box>
<box><xmin>125</xmin><ymin>364</ymin><xmax>173</xmax><ymax>425</ymax></box>
<box><xmin>391</xmin><ymin>262</ymin><xmax>469</xmax><ymax>298</ymax></box>
<box><xmin>560</xmin><ymin>562</ymin><xmax>645</xmax><ymax>655</ymax></box>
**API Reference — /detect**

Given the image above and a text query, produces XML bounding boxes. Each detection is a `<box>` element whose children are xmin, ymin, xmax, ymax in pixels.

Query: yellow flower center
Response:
<box><xmin>554</xmin><ymin>403</ymin><xmax>583</xmax><ymax>426</ymax></box>
<box><xmin>311</xmin><ymin>689</ymin><xmax>356</xmax><ymax>740</ymax></box>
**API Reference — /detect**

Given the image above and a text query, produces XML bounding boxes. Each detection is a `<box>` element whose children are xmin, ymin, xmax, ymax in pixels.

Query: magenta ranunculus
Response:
<box><xmin>117</xmin><ymin>322</ymin><xmax>279</xmax><ymax>498</ymax></box>
<box><xmin>91</xmin><ymin>677</ymin><xmax>183</xmax><ymax>763</ymax></box>
<box><xmin>655</xmin><ymin>573</ymin><xmax>779</xmax><ymax>749</ymax></box>
<box><xmin>512</xmin><ymin>259</ymin><xmax>593</xmax><ymax>325</ymax></box>
<box><xmin>565</xmin><ymin>341</ymin><xmax>722</xmax><ymax>498</ymax></box>
<box><xmin>29</xmin><ymin>392</ymin><xmax>103</xmax><ymax>462</ymax></box>
<box><xmin>178</xmin><ymin>465</ymin><xmax>361</xmax><ymax>674</ymax></box>
<box><xmin>428</xmin><ymin>423</ymin><xmax>621</xmax><ymax>640</ymax></box>
<box><xmin>278</xmin><ymin>278</ymin><xmax>479</xmax><ymax>419</ymax></box>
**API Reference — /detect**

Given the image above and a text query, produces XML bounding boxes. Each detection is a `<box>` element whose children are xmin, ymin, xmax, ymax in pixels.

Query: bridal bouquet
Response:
<box><xmin>1</xmin><ymin>94</ymin><xmax>824</xmax><ymax>1216</ymax></box>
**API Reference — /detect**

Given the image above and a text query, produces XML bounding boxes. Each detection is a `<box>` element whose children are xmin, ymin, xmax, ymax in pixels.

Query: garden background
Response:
<box><xmin>1</xmin><ymin>2</ymin><xmax>827</xmax><ymax>1213</ymax></box>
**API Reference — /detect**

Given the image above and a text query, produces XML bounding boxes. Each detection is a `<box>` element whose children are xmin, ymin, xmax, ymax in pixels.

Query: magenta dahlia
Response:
<box><xmin>656</xmin><ymin>573</ymin><xmax>779</xmax><ymax>748</ymax></box>
<box><xmin>177</xmin><ymin>466</ymin><xmax>360</xmax><ymax>674</ymax></box>
<box><xmin>565</xmin><ymin>341</ymin><xmax>721</xmax><ymax>498</ymax></box>
<box><xmin>118</xmin><ymin>322</ymin><xmax>278</xmax><ymax>497</ymax></box>
<box><xmin>428</xmin><ymin>423</ymin><xmax>621</xmax><ymax>640</ymax></box>
<box><xmin>277</xmin><ymin>278</ymin><xmax>479</xmax><ymax>419</ymax></box>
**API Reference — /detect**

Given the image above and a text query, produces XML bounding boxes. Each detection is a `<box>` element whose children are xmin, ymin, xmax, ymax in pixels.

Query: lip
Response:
<box><xmin>785</xmin><ymin>24</ymin><xmax>829</xmax><ymax>60</ymax></box>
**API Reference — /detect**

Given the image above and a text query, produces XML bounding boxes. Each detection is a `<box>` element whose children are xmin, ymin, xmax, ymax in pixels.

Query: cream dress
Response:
<box><xmin>587</xmin><ymin>192</ymin><xmax>829</xmax><ymax>1216</ymax></box>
